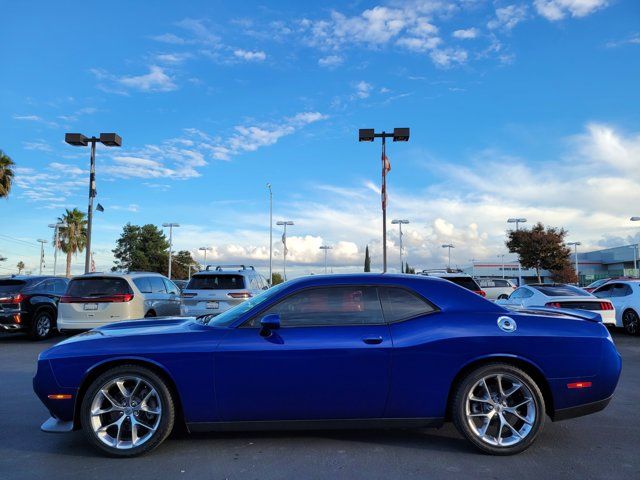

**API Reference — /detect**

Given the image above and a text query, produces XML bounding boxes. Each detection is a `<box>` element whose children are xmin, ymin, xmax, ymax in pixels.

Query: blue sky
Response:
<box><xmin>1</xmin><ymin>0</ymin><xmax>639</xmax><ymax>276</ymax></box>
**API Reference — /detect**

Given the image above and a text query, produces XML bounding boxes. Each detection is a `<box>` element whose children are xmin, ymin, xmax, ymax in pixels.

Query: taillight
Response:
<box><xmin>60</xmin><ymin>294</ymin><xmax>134</xmax><ymax>303</ymax></box>
<box><xmin>474</xmin><ymin>290</ymin><xmax>486</xmax><ymax>297</ymax></box>
<box><xmin>600</xmin><ymin>302</ymin><xmax>614</xmax><ymax>311</ymax></box>
<box><xmin>228</xmin><ymin>292</ymin><xmax>252</xmax><ymax>299</ymax></box>
<box><xmin>0</xmin><ymin>293</ymin><xmax>24</xmax><ymax>305</ymax></box>
<box><xmin>545</xmin><ymin>302</ymin><xmax>562</xmax><ymax>308</ymax></box>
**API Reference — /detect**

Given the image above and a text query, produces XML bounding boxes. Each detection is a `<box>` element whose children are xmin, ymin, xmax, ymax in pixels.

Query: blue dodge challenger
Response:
<box><xmin>33</xmin><ymin>274</ymin><xmax>621</xmax><ymax>457</ymax></box>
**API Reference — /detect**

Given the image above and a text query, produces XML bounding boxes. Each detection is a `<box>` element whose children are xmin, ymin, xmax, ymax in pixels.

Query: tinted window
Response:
<box><xmin>133</xmin><ymin>277</ymin><xmax>152</xmax><ymax>293</ymax></box>
<box><xmin>445</xmin><ymin>276</ymin><xmax>480</xmax><ymax>291</ymax></box>
<box><xmin>254</xmin><ymin>286</ymin><xmax>384</xmax><ymax>327</ymax></box>
<box><xmin>531</xmin><ymin>285</ymin><xmax>589</xmax><ymax>297</ymax></box>
<box><xmin>494</xmin><ymin>279</ymin><xmax>510</xmax><ymax>287</ymax></box>
<box><xmin>593</xmin><ymin>284</ymin><xmax>613</xmax><ymax>297</ymax></box>
<box><xmin>587</xmin><ymin>279</ymin><xmax>609</xmax><ymax>289</ymax></box>
<box><xmin>610</xmin><ymin>283</ymin><xmax>632</xmax><ymax>297</ymax></box>
<box><xmin>379</xmin><ymin>287</ymin><xmax>435</xmax><ymax>322</ymax></box>
<box><xmin>54</xmin><ymin>279</ymin><xmax>68</xmax><ymax>294</ymax></box>
<box><xmin>509</xmin><ymin>288</ymin><xmax>524</xmax><ymax>299</ymax></box>
<box><xmin>0</xmin><ymin>280</ymin><xmax>26</xmax><ymax>295</ymax></box>
<box><xmin>163</xmin><ymin>278</ymin><xmax>178</xmax><ymax>295</ymax></box>
<box><xmin>149</xmin><ymin>277</ymin><xmax>167</xmax><ymax>294</ymax></box>
<box><xmin>187</xmin><ymin>274</ymin><xmax>245</xmax><ymax>290</ymax></box>
<box><xmin>67</xmin><ymin>277</ymin><xmax>132</xmax><ymax>297</ymax></box>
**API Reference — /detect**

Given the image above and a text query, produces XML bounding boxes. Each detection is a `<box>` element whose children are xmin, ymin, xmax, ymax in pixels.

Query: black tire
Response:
<box><xmin>622</xmin><ymin>309</ymin><xmax>640</xmax><ymax>335</ymax></box>
<box><xmin>497</xmin><ymin>294</ymin><xmax>509</xmax><ymax>300</ymax></box>
<box><xmin>452</xmin><ymin>363</ymin><xmax>545</xmax><ymax>455</ymax></box>
<box><xmin>80</xmin><ymin>365</ymin><xmax>175</xmax><ymax>457</ymax></box>
<box><xmin>29</xmin><ymin>309</ymin><xmax>55</xmax><ymax>340</ymax></box>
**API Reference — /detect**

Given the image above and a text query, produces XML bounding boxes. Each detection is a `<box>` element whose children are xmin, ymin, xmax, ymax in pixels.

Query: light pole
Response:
<box><xmin>162</xmin><ymin>223</ymin><xmax>180</xmax><ymax>279</ymax></box>
<box><xmin>442</xmin><ymin>244</ymin><xmax>455</xmax><ymax>270</ymax></box>
<box><xmin>199</xmin><ymin>247</ymin><xmax>212</xmax><ymax>269</ymax></box>
<box><xmin>469</xmin><ymin>258</ymin><xmax>476</xmax><ymax>277</ymax></box>
<box><xmin>48</xmin><ymin>222</ymin><xmax>66</xmax><ymax>276</ymax></box>
<box><xmin>391</xmin><ymin>219</ymin><xmax>410</xmax><ymax>272</ymax></box>
<box><xmin>65</xmin><ymin>133</ymin><xmax>122</xmax><ymax>274</ymax></box>
<box><xmin>37</xmin><ymin>239</ymin><xmax>47</xmax><ymax>275</ymax></box>
<box><xmin>567</xmin><ymin>241</ymin><xmax>582</xmax><ymax>285</ymax></box>
<box><xmin>319</xmin><ymin>245</ymin><xmax>333</xmax><ymax>274</ymax></box>
<box><xmin>498</xmin><ymin>254</ymin><xmax>506</xmax><ymax>278</ymax></box>
<box><xmin>630</xmin><ymin>217</ymin><xmax>640</xmax><ymax>277</ymax></box>
<box><xmin>267</xmin><ymin>183</ymin><xmax>273</xmax><ymax>285</ymax></box>
<box><xmin>277</xmin><ymin>220</ymin><xmax>294</xmax><ymax>280</ymax></box>
<box><xmin>359</xmin><ymin>128</ymin><xmax>410</xmax><ymax>273</ymax></box>
<box><xmin>507</xmin><ymin>217</ymin><xmax>527</xmax><ymax>286</ymax></box>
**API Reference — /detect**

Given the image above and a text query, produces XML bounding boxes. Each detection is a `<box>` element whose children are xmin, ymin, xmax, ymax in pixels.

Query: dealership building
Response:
<box><xmin>460</xmin><ymin>243</ymin><xmax>640</xmax><ymax>286</ymax></box>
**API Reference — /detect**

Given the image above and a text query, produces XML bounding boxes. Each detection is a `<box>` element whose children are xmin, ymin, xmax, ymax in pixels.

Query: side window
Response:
<box><xmin>133</xmin><ymin>277</ymin><xmax>152</xmax><ymax>293</ymax></box>
<box><xmin>610</xmin><ymin>283</ymin><xmax>632</xmax><ymax>297</ymax></box>
<box><xmin>593</xmin><ymin>284</ymin><xmax>613</xmax><ymax>298</ymax></box>
<box><xmin>494</xmin><ymin>280</ymin><xmax>508</xmax><ymax>287</ymax></box>
<box><xmin>149</xmin><ymin>277</ymin><xmax>167</xmax><ymax>294</ymax></box>
<box><xmin>509</xmin><ymin>288</ymin><xmax>523</xmax><ymax>300</ymax></box>
<box><xmin>521</xmin><ymin>288</ymin><xmax>534</xmax><ymax>298</ymax></box>
<box><xmin>54</xmin><ymin>279</ymin><xmax>68</xmax><ymax>294</ymax></box>
<box><xmin>163</xmin><ymin>278</ymin><xmax>178</xmax><ymax>295</ymax></box>
<box><xmin>251</xmin><ymin>286</ymin><xmax>384</xmax><ymax>327</ymax></box>
<box><xmin>379</xmin><ymin>287</ymin><xmax>436</xmax><ymax>323</ymax></box>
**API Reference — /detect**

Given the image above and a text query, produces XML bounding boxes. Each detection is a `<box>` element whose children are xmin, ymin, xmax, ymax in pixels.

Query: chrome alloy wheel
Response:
<box><xmin>89</xmin><ymin>376</ymin><xmax>162</xmax><ymax>450</ymax></box>
<box><xmin>35</xmin><ymin>313</ymin><xmax>51</xmax><ymax>338</ymax></box>
<box><xmin>465</xmin><ymin>373</ymin><xmax>536</xmax><ymax>447</ymax></box>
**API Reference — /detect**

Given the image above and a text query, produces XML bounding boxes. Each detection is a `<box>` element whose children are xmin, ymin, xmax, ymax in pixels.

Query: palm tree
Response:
<box><xmin>17</xmin><ymin>261</ymin><xmax>25</xmax><ymax>274</ymax></box>
<box><xmin>57</xmin><ymin>208</ymin><xmax>87</xmax><ymax>277</ymax></box>
<box><xmin>0</xmin><ymin>150</ymin><xmax>15</xmax><ymax>198</ymax></box>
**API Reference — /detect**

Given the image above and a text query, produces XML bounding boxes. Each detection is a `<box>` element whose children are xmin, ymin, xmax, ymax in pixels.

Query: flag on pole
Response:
<box><xmin>381</xmin><ymin>151</ymin><xmax>391</xmax><ymax>209</ymax></box>
<box><xmin>90</xmin><ymin>252</ymin><xmax>96</xmax><ymax>272</ymax></box>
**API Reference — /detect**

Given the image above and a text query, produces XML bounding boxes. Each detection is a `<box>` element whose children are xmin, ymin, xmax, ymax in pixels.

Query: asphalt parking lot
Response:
<box><xmin>0</xmin><ymin>331</ymin><xmax>637</xmax><ymax>480</ymax></box>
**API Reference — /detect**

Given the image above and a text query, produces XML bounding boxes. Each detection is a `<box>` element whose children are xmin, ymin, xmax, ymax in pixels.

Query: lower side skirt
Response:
<box><xmin>187</xmin><ymin>417</ymin><xmax>444</xmax><ymax>433</ymax></box>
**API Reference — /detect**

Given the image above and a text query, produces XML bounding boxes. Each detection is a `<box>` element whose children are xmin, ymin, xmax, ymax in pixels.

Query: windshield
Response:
<box><xmin>205</xmin><ymin>282</ymin><xmax>288</xmax><ymax>327</ymax></box>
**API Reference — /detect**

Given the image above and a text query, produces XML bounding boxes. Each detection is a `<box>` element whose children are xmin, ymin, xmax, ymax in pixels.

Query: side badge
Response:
<box><xmin>497</xmin><ymin>316</ymin><xmax>517</xmax><ymax>333</ymax></box>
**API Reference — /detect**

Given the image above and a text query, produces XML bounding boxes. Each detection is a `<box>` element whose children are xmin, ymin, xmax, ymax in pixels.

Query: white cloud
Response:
<box><xmin>429</xmin><ymin>48</ymin><xmax>468</xmax><ymax>68</ymax></box>
<box><xmin>318</xmin><ymin>55</ymin><xmax>344</xmax><ymax>68</ymax></box>
<box><xmin>453</xmin><ymin>28</ymin><xmax>479</xmax><ymax>39</ymax></box>
<box><xmin>534</xmin><ymin>0</ymin><xmax>609</xmax><ymax>21</ymax></box>
<box><xmin>605</xmin><ymin>33</ymin><xmax>640</xmax><ymax>48</ymax></box>
<box><xmin>92</xmin><ymin>65</ymin><xmax>177</xmax><ymax>94</ymax></box>
<box><xmin>155</xmin><ymin>52</ymin><xmax>193</xmax><ymax>64</ymax></box>
<box><xmin>353</xmin><ymin>81</ymin><xmax>373</xmax><ymax>99</ymax></box>
<box><xmin>150</xmin><ymin>33</ymin><xmax>190</xmax><ymax>45</ymax></box>
<box><xmin>233</xmin><ymin>49</ymin><xmax>267</xmax><ymax>61</ymax></box>
<box><xmin>488</xmin><ymin>4</ymin><xmax>528</xmax><ymax>30</ymax></box>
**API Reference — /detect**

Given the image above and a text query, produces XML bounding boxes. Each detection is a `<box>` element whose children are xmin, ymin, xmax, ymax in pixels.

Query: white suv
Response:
<box><xmin>57</xmin><ymin>272</ymin><xmax>181</xmax><ymax>332</ymax></box>
<box><xmin>180</xmin><ymin>265</ymin><xmax>268</xmax><ymax>317</ymax></box>
<box><xmin>418</xmin><ymin>269</ymin><xmax>486</xmax><ymax>297</ymax></box>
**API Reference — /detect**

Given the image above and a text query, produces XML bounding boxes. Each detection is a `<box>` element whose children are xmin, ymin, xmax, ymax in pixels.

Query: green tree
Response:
<box><xmin>364</xmin><ymin>245</ymin><xmax>371</xmax><ymax>272</ymax></box>
<box><xmin>0</xmin><ymin>150</ymin><xmax>15</xmax><ymax>198</ymax></box>
<box><xmin>403</xmin><ymin>262</ymin><xmax>416</xmax><ymax>274</ymax></box>
<box><xmin>271</xmin><ymin>272</ymin><xmax>284</xmax><ymax>286</ymax></box>
<box><xmin>112</xmin><ymin>223</ymin><xmax>170</xmax><ymax>273</ymax></box>
<box><xmin>58</xmin><ymin>208</ymin><xmax>88</xmax><ymax>277</ymax></box>
<box><xmin>171</xmin><ymin>250</ymin><xmax>200</xmax><ymax>279</ymax></box>
<box><xmin>506</xmin><ymin>222</ymin><xmax>573</xmax><ymax>283</ymax></box>
<box><xmin>17</xmin><ymin>261</ymin><xmax>25</xmax><ymax>274</ymax></box>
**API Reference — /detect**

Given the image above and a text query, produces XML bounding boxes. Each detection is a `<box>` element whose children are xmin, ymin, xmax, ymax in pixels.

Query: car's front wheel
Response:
<box><xmin>622</xmin><ymin>309</ymin><xmax>639</xmax><ymax>335</ymax></box>
<box><xmin>80</xmin><ymin>365</ymin><xmax>175</xmax><ymax>457</ymax></box>
<box><xmin>452</xmin><ymin>363</ymin><xmax>545</xmax><ymax>455</ymax></box>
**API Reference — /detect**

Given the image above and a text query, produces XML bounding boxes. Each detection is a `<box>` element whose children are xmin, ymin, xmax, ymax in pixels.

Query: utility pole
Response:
<box><xmin>319</xmin><ymin>245</ymin><xmax>333</xmax><ymax>274</ymax></box>
<box><xmin>391</xmin><ymin>219</ymin><xmax>410</xmax><ymax>272</ymax></box>
<box><xmin>199</xmin><ymin>247</ymin><xmax>212</xmax><ymax>269</ymax></box>
<box><xmin>48</xmin><ymin>222</ymin><xmax>66</xmax><ymax>276</ymax></box>
<box><xmin>37</xmin><ymin>239</ymin><xmax>47</xmax><ymax>275</ymax></box>
<box><xmin>442</xmin><ymin>244</ymin><xmax>454</xmax><ymax>270</ymax></box>
<box><xmin>162</xmin><ymin>223</ymin><xmax>180</xmax><ymax>279</ymax></box>
<box><xmin>267</xmin><ymin>183</ymin><xmax>273</xmax><ymax>285</ymax></box>
<box><xmin>507</xmin><ymin>217</ymin><xmax>527</xmax><ymax>285</ymax></box>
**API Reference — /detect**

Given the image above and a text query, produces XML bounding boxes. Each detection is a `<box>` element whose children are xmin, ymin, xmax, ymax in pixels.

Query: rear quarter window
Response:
<box><xmin>187</xmin><ymin>274</ymin><xmax>245</xmax><ymax>290</ymax></box>
<box><xmin>379</xmin><ymin>287</ymin><xmax>436</xmax><ymax>322</ymax></box>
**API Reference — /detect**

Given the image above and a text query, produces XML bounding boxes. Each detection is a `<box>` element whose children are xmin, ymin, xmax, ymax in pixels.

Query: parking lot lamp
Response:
<box><xmin>319</xmin><ymin>245</ymin><xmax>333</xmax><ymax>274</ymax></box>
<box><xmin>507</xmin><ymin>218</ymin><xmax>527</xmax><ymax>285</ymax></box>
<box><xmin>359</xmin><ymin>128</ymin><xmax>410</xmax><ymax>273</ymax></box>
<box><xmin>441</xmin><ymin>244</ymin><xmax>454</xmax><ymax>270</ymax></box>
<box><xmin>162</xmin><ymin>223</ymin><xmax>180</xmax><ymax>279</ymax></box>
<box><xmin>199</xmin><ymin>247</ymin><xmax>212</xmax><ymax>269</ymax></box>
<box><xmin>37</xmin><ymin>239</ymin><xmax>47</xmax><ymax>275</ymax></box>
<box><xmin>65</xmin><ymin>132</ymin><xmax>122</xmax><ymax>273</ymax></box>
<box><xmin>276</xmin><ymin>221</ymin><xmax>294</xmax><ymax>280</ymax></box>
<box><xmin>267</xmin><ymin>183</ymin><xmax>273</xmax><ymax>285</ymax></box>
<box><xmin>567</xmin><ymin>242</ymin><xmax>582</xmax><ymax>285</ymax></box>
<box><xmin>48</xmin><ymin>222</ymin><xmax>66</xmax><ymax>276</ymax></box>
<box><xmin>391</xmin><ymin>219</ymin><xmax>410</xmax><ymax>272</ymax></box>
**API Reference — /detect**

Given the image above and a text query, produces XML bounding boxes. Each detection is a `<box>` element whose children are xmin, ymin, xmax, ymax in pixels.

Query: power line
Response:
<box><xmin>0</xmin><ymin>234</ymin><xmax>39</xmax><ymax>247</ymax></box>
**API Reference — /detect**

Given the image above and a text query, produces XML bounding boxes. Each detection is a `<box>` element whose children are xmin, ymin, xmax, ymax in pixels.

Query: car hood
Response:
<box><xmin>59</xmin><ymin>317</ymin><xmax>198</xmax><ymax>342</ymax></box>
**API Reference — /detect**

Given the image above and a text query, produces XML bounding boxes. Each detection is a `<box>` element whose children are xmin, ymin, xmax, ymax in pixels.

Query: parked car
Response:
<box><xmin>592</xmin><ymin>280</ymin><xmax>640</xmax><ymax>335</ymax></box>
<box><xmin>180</xmin><ymin>265</ymin><xmax>267</xmax><ymax>317</ymax></box>
<box><xmin>0</xmin><ymin>275</ymin><xmax>68</xmax><ymax>340</ymax></box>
<box><xmin>584</xmin><ymin>277</ymin><xmax>634</xmax><ymax>293</ymax></box>
<box><xmin>57</xmin><ymin>272</ymin><xmax>181</xmax><ymax>332</ymax></box>
<box><xmin>477</xmin><ymin>278</ymin><xmax>516</xmax><ymax>300</ymax></box>
<box><xmin>34</xmin><ymin>274</ymin><xmax>621</xmax><ymax>457</ymax></box>
<box><xmin>419</xmin><ymin>269</ymin><xmax>486</xmax><ymax>296</ymax></box>
<box><xmin>497</xmin><ymin>283</ymin><xmax>616</xmax><ymax>324</ymax></box>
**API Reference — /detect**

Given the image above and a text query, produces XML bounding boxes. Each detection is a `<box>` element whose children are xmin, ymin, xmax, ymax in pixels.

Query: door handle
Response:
<box><xmin>362</xmin><ymin>336</ymin><xmax>383</xmax><ymax>345</ymax></box>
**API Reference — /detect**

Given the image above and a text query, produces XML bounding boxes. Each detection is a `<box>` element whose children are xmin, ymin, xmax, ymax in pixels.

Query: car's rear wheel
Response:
<box><xmin>622</xmin><ymin>309</ymin><xmax>639</xmax><ymax>335</ymax></box>
<box><xmin>30</xmin><ymin>309</ymin><xmax>54</xmax><ymax>340</ymax></box>
<box><xmin>452</xmin><ymin>363</ymin><xmax>545</xmax><ymax>455</ymax></box>
<box><xmin>80</xmin><ymin>365</ymin><xmax>175</xmax><ymax>457</ymax></box>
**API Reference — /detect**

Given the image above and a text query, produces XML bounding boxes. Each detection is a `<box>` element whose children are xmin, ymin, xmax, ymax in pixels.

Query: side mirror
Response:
<box><xmin>259</xmin><ymin>314</ymin><xmax>280</xmax><ymax>337</ymax></box>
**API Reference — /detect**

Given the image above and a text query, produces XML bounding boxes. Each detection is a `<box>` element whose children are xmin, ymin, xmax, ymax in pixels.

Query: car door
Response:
<box><xmin>214</xmin><ymin>285</ymin><xmax>392</xmax><ymax>422</ymax></box>
<box><xmin>148</xmin><ymin>276</ymin><xmax>169</xmax><ymax>315</ymax></box>
<box><xmin>597</xmin><ymin>283</ymin><xmax>632</xmax><ymax>325</ymax></box>
<box><xmin>162</xmin><ymin>278</ymin><xmax>181</xmax><ymax>315</ymax></box>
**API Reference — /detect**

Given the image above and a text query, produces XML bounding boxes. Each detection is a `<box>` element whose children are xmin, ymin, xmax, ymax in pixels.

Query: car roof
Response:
<box><xmin>0</xmin><ymin>275</ymin><xmax>62</xmax><ymax>281</ymax></box>
<box><xmin>419</xmin><ymin>270</ymin><xmax>472</xmax><ymax>278</ymax></box>
<box><xmin>70</xmin><ymin>271</ymin><xmax>165</xmax><ymax>280</ymax></box>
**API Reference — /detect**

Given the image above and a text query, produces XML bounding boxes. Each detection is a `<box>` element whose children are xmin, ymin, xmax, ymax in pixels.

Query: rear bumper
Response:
<box><xmin>552</xmin><ymin>395</ymin><xmax>612</xmax><ymax>421</ymax></box>
<box><xmin>0</xmin><ymin>313</ymin><xmax>27</xmax><ymax>331</ymax></box>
